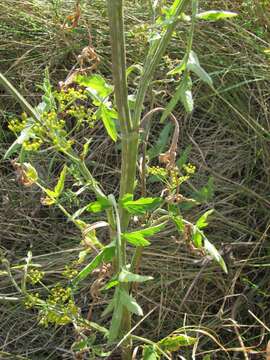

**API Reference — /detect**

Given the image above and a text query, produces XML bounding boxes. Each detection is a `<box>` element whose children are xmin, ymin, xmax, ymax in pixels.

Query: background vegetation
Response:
<box><xmin>0</xmin><ymin>0</ymin><xmax>269</xmax><ymax>359</ymax></box>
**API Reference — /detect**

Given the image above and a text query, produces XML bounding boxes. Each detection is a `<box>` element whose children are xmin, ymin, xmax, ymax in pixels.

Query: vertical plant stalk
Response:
<box><xmin>107</xmin><ymin>1</ymin><xmax>135</xmax><ymax>358</ymax></box>
<box><xmin>107</xmin><ymin>0</ymin><xmax>138</xmax><ymax>230</ymax></box>
<box><xmin>107</xmin><ymin>1</ymin><xmax>191</xmax><ymax>358</ymax></box>
<box><xmin>106</xmin><ymin>1</ymin><xmax>132</xmax><ymax>134</ymax></box>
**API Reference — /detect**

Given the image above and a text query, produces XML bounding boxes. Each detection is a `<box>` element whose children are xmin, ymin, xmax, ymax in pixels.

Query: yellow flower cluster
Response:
<box><xmin>148</xmin><ymin>166</ymin><xmax>168</xmax><ymax>178</ymax></box>
<box><xmin>28</xmin><ymin>268</ymin><xmax>45</xmax><ymax>285</ymax></box>
<box><xmin>66</xmin><ymin>105</ymin><xmax>95</xmax><ymax>127</ymax></box>
<box><xmin>183</xmin><ymin>163</ymin><xmax>196</xmax><ymax>175</ymax></box>
<box><xmin>23</xmin><ymin>138</ymin><xmax>43</xmax><ymax>152</ymax></box>
<box><xmin>42</xmin><ymin>111</ymin><xmax>66</xmax><ymax>132</ymax></box>
<box><xmin>171</xmin><ymin>174</ymin><xmax>190</xmax><ymax>188</ymax></box>
<box><xmin>8</xmin><ymin>83</ymin><xmax>99</xmax><ymax>155</ymax></box>
<box><xmin>48</xmin><ymin>284</ymin><xmax>72</xmax><ymax>304</ymax></box>
<box><xmin>56</xmin><ymin>87</ymin><xmax>97</xmax><ymax>127</ymax></box>
<box><xmin>52</xmin><ymin>136</ymin><xmax>74</xmax><ymax>152</ymax></box>
<box><xmin>38</xmin><ymin>284</ymin><xmax>79</xmax><ymax>327</ymax></box>
<box><xmin>30</xmin><ymin>111</ymin><xmax>72</xmax><ymax>152</ymax></box>
<box><xmin>24</xmin><ymin>293</ymin><xmax>40</xmax><ymax>309</ymax></box>
<box><xmin>148</xmin><ymin>162</ymin><xmax>196</xmax><ymax>192</ymax></box>
<box><xmin>9</xmin><ymin>109</ymin><xmax>70</xmax><ymax>153</ymax></box>
<box><xmin>23</xmin><ymin>281</ymin><xmax>79</xmax><ymax>327</ymax></box>
<box><xmin>56</xmin><ymin>87</ymin><xmax>87</xmax><ymax>110</ymax></box>
<box><xmin>39</xmin><ymin>299</ymin><xmax>79</xmax><ymax>327</ymax></box>
<box><xmin>8</xmin><ymin>116</ymin><xmax>27</xmax><ymax>134</ymax></box>
<box><xmin>62</xmin><ymin>261</ymin><xmax>79</xmax><ymax>279</ymax></box>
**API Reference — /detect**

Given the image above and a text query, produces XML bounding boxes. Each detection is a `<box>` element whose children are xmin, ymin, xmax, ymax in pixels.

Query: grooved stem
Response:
<box><xmin>107</xmin><ymin>1</ymin><xmax>135</xmax><ymax>358</ymax></box>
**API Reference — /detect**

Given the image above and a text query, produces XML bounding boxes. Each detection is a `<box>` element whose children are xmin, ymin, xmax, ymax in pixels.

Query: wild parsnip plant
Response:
<box><xmin>0</xmin><ymin>1</ymin><xmax>237</xmax><ymax>359</ymax></box>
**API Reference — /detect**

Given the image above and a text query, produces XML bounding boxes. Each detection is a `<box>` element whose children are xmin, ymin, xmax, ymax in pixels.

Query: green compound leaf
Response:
<box><xmin>179</xmin><ymin>75</ymin><xmax>194</xmax><ymax>113</ymax></box>
<box><xmin>138</xmin><ymin>223</ymin><xmax>166</xmax><ymax>236</ymax></box>
<box><xmin>196</xmin><ymin>10</ymin><xmax>238</xmax><ymax>21</ymax></box>
<box><xmin>122</xmin><ymin>223</ymin><xmax>166</xmax><ymax>247</ymax></box>
<box><xmin>158</xmin><ymin>334</ymin><xmax>197</xmax><ymax>352</ymax></box>
<box><xmin>4</xmin><ymin>126</ymin><xmax>33</xmax><ymax>160</ymax></box>
<box><xmin>23</xmin><ymin>163</ymin><xmax>38</xmax><ymax>182</ymax></box>
<box><xmin>122</xmin><ymin>232</ymin><xmax>151</xmax><ymax>247</ymax></box>
<box><xmin>119</xmin><ymin>288</ymin><xmax>143</xmax><ymax>316</ymax></box>
<box><xmin>196</xmin><ymin>209</ymin><xmax>214</xmax><ymax>229</ymax></box>
<box><xmin>163</xmin><ymin>50</ymin><xmax>212</xmax><ymax>119</ymax></box>
<box><xmin>108</xmin><ymin>289</ymin><xmax>123</xmax><ymax>342</ymax></box>
<box><xmin>121</xmin><ymin>196</ymin><xmax>162</xmax><ymax>215</ymax></box>
<box><xmin>172</xmin><ymin>215</ymin><xmax>185</xmax><ymax>233</ymax></box>
<box><xmin>100</xmin><ymin>105</ymin><xmax>118</xmax><ymax>142</ymax></box>
<box><xmin>107</xmin><ymin>287</ymin><xmax>143</xmax><ymax>342</ymax></box>
<box><xmin>54</xmin><ymin>165</ymin><xmax>67</xmax><ymax>198</ymax></box>
<box><xmin>118</xmin><ymin>269</ymin><xmax>153</xmax><ymax>283</ymax></box>
<box><xmin>121</xmin><ymin>193</ymin><xmax>133</xmax><ymax>202</ymax></box>
<box><xmin>204</xmin><ymin>238</ymin><xmax>228</xmax><ymax>274</ymax></box>
<box><xmin>75</xmin><ymin>74</ymin><xmax>113</xmax><ymax>100</ymax></box>
<box><xmin>72</xmin><ymin>243</ymin><xmax>115</xmax><ymax>287</ymax></box>
<box><xmin>143</xmin><ymin>345</ymin><xmax>159</xmax><ymax>360</ymax></box>
<box><xmin>192</xmin><ymin>228</ymin><xmax>203</xmax><ymax>248</ymax></box>
<box><xmin>86</xmin><ymin>198</ymin><xmax>112</xmax><ymax>213</ymax></box>
<box><xmin>187</xmin><ymin>51</ymin><xmax>213</xmax><ymax>87</ymax></box>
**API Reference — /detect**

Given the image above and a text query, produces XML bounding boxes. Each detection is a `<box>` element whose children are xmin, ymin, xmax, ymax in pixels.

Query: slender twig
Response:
<box><xmin>21</xmin><ymin>251</ymin><xmax>32</xmax><ymax>293</ymax></box>
<box><xmin>133</xmin><ymin>0</ymin><xmax>189</xmax><ymax>128</ymax></box>
<box><xmin>0</xmin><ymin>296</ymin><xmax>20</xmax><ymax>302</ymax></box>
<box><xmin>0</xmin><ymin>72</ymin><xmax>40</xmax><ymax>121</ymax></box>
<box><xmin>2</xmin><ymin>259</ymin><xmax>22</xmax><ymax>294</ymax></box>
<box><xmin>108</xmin><ymin>194</ymin><xmax>124</xmax><ymax>271</ymax></box>
<box><xmin>131</xmin><ymin>108</ymin><xmax>180</xmax><ymax>275</ymax></box>
<box><xmin>140</xmin><ymin>107</ymin><xmax>180</xmax><ymax>195</ymax></box>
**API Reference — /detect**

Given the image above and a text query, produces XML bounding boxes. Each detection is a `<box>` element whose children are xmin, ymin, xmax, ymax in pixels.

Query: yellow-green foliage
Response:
<box><xmin>8</xmin><ymin>86</ymin><xmax>98</xmax><ymax>153</ymax></box>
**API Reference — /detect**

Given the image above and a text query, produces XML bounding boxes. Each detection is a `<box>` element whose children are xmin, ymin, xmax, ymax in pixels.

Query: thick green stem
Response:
<box><xmin>107</xmin><ymin>2</ymin><xmax>189</xmax><ymax>358</ymax></box>
<box><xmin>107</xmin><ymin>0</ymin><xmax>132</xmax><ymax>134</ymax></box>
<box><xmin>107</xmin><ymin>0</ymin><xmax>138</xmax><ymax>231</ymax></box>
<box><xmin>119</xmin><ymin>132</ymin><xmax>139</xmax><ymax>229</ymax></box>
<box><xmin>107</xmin><ymin>1</ymin><xmax>135</xmax><ymax>358</ymax></box>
